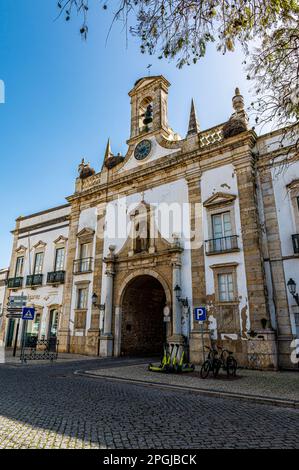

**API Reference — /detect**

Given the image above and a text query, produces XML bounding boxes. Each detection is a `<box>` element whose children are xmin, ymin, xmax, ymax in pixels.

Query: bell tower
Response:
<box><xmin>127</xmin><ymin>75</ymin><xmax>171</xmax><ymax>145</ymax></box>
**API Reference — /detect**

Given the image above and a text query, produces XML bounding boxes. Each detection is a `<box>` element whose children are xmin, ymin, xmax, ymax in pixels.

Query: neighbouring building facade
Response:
<box><xmin>1</xmin><ymin>75</ymin><xmax>298</xmax><ymax>369</ymax></box>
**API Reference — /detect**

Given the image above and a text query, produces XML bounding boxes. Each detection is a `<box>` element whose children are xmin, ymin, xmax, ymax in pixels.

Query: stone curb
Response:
<box><xmin>76</xmin><ymin>370</ymin><xmax>299</xmax><ymax>410</ymax></box>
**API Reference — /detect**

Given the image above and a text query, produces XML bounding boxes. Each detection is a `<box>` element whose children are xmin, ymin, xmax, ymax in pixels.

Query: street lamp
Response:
<box><xmin>174</xmin><ymin>284</ymin><xmax>189</xmax><ymax>308</ymax></box>
<box><xmin>287</xmin><ymin>278</ymin><xmax>299</xmax><ymax>306</ymax></box>
<box><xmin>92</xmin><ymin>293</ymin><xmax>105</xmax><ymax>332</ymax></box>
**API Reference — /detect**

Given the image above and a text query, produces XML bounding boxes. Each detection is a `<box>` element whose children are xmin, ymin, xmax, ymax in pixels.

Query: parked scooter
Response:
<box><xmin>148</xmin><ymin>343</ymin><xmax>174</xmax><ymax>372</ymax></box>
<box><xmin>174</xmin><ymin>344</ymin><xmax>195</xmax><ymax>373</ymax></box>
<box><xmin>148</xmin><ymin>342</ymin><xmax>195</xmax><ymax>373</ymax></box>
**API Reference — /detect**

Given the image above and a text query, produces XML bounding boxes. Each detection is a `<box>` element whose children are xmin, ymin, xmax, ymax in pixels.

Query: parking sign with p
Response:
<box><xmin>194</xmin><ymin>307</ymin><xmax>207</xmax><ymax>322</ymax></box>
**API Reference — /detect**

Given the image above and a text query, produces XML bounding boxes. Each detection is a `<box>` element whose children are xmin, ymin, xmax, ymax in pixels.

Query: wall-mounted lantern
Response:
<box><xmin>287</xmin><ymin>278</ymin><xmax>299</xmax><ymax>306</ymax></box>
<box><xmin>174</xmin><ymin>284</ymin><xmax>189</xmax><ymax>308</ymax></box>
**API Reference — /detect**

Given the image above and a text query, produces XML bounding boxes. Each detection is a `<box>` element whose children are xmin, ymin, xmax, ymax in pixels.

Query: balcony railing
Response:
<box><xmin>205</xmin><ymin>235</ymin><xmax>239</xmax><ymax>255</ymax></box>
<box><xmin>292</xmin><ymin>234</ymin><xmax>299</xmax><ymax>254</ymax></box>
<box><xmin>73</xmin><ymin>257</ymin><xmax>93</xmax><ymax>274</ymax></box>
<box><xmin>47</xmin><ymin>271</ymin><xmax>65</xmax><ymax>284</ymax></box>
<box><xmin>26</xmin><ymin>274</ymin><xmax>43</xmax><ymax>287</ymax></box>
<box><xmin>7</xmin><ymin>277</ymin><xmax>23</xmax><ymax>289</ymax></box>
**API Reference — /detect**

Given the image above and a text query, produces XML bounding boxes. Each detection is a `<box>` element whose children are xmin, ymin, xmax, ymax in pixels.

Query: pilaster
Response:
<box><xmin>58</xmin><ymin>202</ymin><xmax>80</xmax><ymax>352</ymax></box>
<box><xmin>259</xmin><ymin>168</ymin><xmax>293</xmax><ymax>368</ymax></box>
<box><xmin>86</xmin><ymin>204</ymin><xmax>106</xmax><ymax>355</ymax></box>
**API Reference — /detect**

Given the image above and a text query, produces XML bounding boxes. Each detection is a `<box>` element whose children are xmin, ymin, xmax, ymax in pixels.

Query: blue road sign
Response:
<box><xmin>22</xmin><ymin>307</ymin><xmax>35</xmax><ymax>321</ymax></box>
<box><xmin>194</xmin><ymin>307</ymin><xmax>207</xmax><ymax>322</ymax></box>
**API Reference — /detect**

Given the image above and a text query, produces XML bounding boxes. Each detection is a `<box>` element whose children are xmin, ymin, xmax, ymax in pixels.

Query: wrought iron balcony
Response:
<box><xmin>47</xmin><ymin>271</ymin><xmax>65</xmax><ymax>284</ymax></box>
<box><xmin>73</xmin><ymin>257</ymin><xmax>93</xmax><ymax>274</ymax></box>
<box><xmin>292</xmin><ymin>234</ymin><xmax>299</xmax><ymax>254</ymax></box>
<box><xmin>205</xmin><ymin>235</ymin><xmax>239</xmax><ymax>255</ymax></box>
<box><xmin>7</xmin><ymin>277</ymin><xmax>23</xmax><ymax>289</ymax></box>
<box><xmin>26</xmin><ymin>274</ymin><xmax>43</xmax><ymax>287</ymax></box>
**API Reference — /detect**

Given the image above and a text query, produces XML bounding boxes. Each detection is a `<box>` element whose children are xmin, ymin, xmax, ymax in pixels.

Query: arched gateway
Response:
<box><xmin>120</xmin><ymin>274</ymin><xmax>167</xmax><ymax>356</ymax></box>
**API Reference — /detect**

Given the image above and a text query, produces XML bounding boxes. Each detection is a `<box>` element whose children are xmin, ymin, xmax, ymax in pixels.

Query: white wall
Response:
<box><xmin>270</xmin><ymin>160</ymin><xmax>299</xmax><ymax>337</ymax></box>
<box><xmin>100</xmin><ymin>178</ymin><xmax>193</xmax><ymax>330</ymax></box>
<box><xmin>11</xmin><ymin>208</ymin><xmax>70</xmax><ymax>339</ymax></box>
<box><xmin>201</xmin><ymin>163</ymin><xmax>250</xmax><ymax>337</ymax></box>
<box><xmin>70</xmin><ymin>207</ymin><xmax>98</xmax><ymax>335</ymax></box>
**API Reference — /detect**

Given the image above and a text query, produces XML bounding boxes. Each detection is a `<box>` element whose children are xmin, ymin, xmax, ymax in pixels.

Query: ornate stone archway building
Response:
<box><xmin>1</xmin><ymin>76</ymin><xmax>298</xmax><ymax>369</ymax></box>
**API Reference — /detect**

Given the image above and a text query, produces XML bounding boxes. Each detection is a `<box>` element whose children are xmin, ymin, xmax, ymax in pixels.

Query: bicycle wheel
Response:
<box><xmin>200</xmin><ymin>360</ymin><xmax>211</xmax><ymax>379</ymax></box>
<box><xmin>212</xmin><ymin>358</ymin><xmax>222</xmax><ymax>378</ymax></box>
<box><xmin>226</xmin><ymin>356</ymin><xmax>237</xmax><ymax>377</ymax></box>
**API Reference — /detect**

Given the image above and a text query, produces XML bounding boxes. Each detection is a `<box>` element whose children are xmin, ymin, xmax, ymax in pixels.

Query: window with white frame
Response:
<box><xmin>212</xmin><ymin>212</ymin><xmax>233</xmax><ymax>238</ymax></box>
<box><xmin>33</xmin><ymin>252</ymin><xmax>44</xmax><ymax>275</ymax></box>
<box><xmin>77</xmin><ymin>287</ymin><xmax>88</xmax><ymax>310</ymax></box>
<box><xmin>15</xmin><ymin>256</ymin><xmax>24</xmax><ymax>277</ymax></box>
<box><xmin>211</xmin><ymin>212</ymin><xmax>234</xmax><ymax>251</ymax></box>
<box><xmin>218</xmin><ymin>273</ymin><xmax>234</xmax><ymax>302</ymax></box>
<box><xmin>80</xmin><ymin>242</ymin><xmax>91</xmax><ymax>259</ymax></box>
<box><xmin>55</xmin><ymin>247</ymin><xmax>65</xmax><ymax>271</ymax></box>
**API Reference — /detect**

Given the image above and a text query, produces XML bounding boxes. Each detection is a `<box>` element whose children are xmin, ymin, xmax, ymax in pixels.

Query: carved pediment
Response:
<box><xmin>16</xmin><ymin>245</ymin><xmax>27</xmax><ymax>254</ymax></box>
<box><xmin>54</xmin><ymin>235</ymin><xmax>68</xmax><ymax>245</ymax></box>
<box><xmin>203</xmin><ymin>192</ymin><xmax>237</xmax><ymax>209</ymax></box>
<box><xmin>114</xmin><ymin>201</ymin><xmax>182</xmax><ymax>261</ymax></box>
<box><xmin>77</xmin><ymin>227</ymin><xmax>95</xmax><ymax>240</ymax></box>
<box><xmin>286</xmin><ymin>179</ymin><xmax>299</xmax><ymax>190</ymax></box>
<box><xmin>33</xmin><ymin>240</ymin><xmax>47</xmax><ymax>250</ymax></box>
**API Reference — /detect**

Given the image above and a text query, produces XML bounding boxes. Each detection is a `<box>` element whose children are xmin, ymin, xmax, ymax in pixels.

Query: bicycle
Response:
<box><xmin>214</xmin><ymin>346</ymin><xmax>238</xmax><ymax>377</ymax></box>
<box><xmin>200</xmin><ymin>346</ymin><xmax>222</xmax><ymax>379</ymax></box>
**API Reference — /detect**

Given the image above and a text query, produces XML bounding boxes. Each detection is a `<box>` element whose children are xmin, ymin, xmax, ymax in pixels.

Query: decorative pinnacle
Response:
<box><xmin>187</xmin><ymin>98</ymin><xmax>200</xmax><ymax>136</ymax></box>
<box><xmin>104</xmin><ymin>138</ymin><xmax>113</xmax><ymax>160</ymax></box>
<box><xmin>232</xmin><ymin>87</ymin><xmax>244</xmax><ymax>113</ymax></box>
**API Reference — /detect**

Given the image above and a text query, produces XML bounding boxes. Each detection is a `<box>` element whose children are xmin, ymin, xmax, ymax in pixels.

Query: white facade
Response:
<box><xmin>3</xmin><ymin>205</ymin><xmax>70</xmax><ymax>347</ymax></box>
<box><xmin>1</xmin><ymin>76</ymin><xmax>298</xmax><ymax>369</ymax></box>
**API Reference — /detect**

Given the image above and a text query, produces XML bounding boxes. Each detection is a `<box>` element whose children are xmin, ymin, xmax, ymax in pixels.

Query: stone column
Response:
<box><xmin>100</xmin><ymin>247</ymin><xmax>115</xmax><ymax>357</ymax></box>
<box><xmin>113</xmin><ymin>306</ymin><xmax>122</xmax><ymax>357</ymax></box>
<box><xmin>235</xmin><ymin>156</ymin><xmax>277</xmax><ymax>369</ymax></box>
<box><xmin>259</xmin><ymin>168</ymin><xmax>293</xmax><ymax>368</ymax></box>
<box><xmin>58</xmin><ymin>202</ymin><xmax>80</xmax><ymax>353</ymax></box>
<box><xmin>86</xmin><ymin>203</ymin><xmax>106</xmax><ymax>356</ymax></box>
<box><xmin>186</xmin><ymin>167</ymin><xmax>208</xmax><ymax>364</ymax></box>
<box><xmin>171</xmin><ymin>255</ymin><xmax>182</xmax><ymax>340</ymax></box>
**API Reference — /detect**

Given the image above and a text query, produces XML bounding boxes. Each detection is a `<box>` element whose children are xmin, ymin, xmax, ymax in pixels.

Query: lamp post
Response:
<box><xmin>92</xmin><ymin>293</ymin><xmax>106</xmax><ymax>338</ymax></box>
<box><xmin>287</xmin><ymin>278</ymin><xmax>299</xmax><ymax>306</ymax></box>
<box><xmin>174</xmin><ymin>284</ymin><xmax>189</xmax><ymax>308</ymax></box>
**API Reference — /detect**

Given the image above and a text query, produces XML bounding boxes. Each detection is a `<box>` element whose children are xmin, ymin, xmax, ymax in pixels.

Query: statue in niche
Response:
<box><xmin>134</xmin><ymin>219</ymin><xmax>149</xmax><ymax>253</ymax></box>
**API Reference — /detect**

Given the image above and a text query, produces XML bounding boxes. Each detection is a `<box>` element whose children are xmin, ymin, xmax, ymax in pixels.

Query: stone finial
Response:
<box><xmin>78</xmin><ymin>158</ymin><xmax>95</xmax><ymax>179</ymax></box>
<box><xmin>232</xmin><ymin>87</ymin><xmax>245</xmax><ymax>113</ymax></box>
<box><xmin>187</xmin><ymin>99</ymin><xmax>200</xmax><ymax>136</ymax></box>
<box><xmin>223</xmin><ymin>87</ymin><xmax>249</xmax><ymax>139</ymax></box>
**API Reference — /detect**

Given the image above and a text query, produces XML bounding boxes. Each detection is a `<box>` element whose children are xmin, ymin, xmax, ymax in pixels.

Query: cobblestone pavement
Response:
<box><xmin>0</xmin><ymin>358</ymin><xmax>298</xmax><ymax>449</ymax></box>
<box><xmin>85</xmin><ymin>364</ymin><xmax>299</xmax><ymax>403</ymax></box>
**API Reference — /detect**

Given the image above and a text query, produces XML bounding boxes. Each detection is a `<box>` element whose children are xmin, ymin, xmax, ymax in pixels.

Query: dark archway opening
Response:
<box><xmin>121</xmin><ymin>275</ymin><xmax>166</xmax><ymax>356</ymax></box>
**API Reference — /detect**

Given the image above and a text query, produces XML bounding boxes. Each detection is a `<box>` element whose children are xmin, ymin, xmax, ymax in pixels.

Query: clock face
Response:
<box><xmin>134</xmin><ymin>140</ymin><xmax>152</xmax><ymax>161</ymax></box>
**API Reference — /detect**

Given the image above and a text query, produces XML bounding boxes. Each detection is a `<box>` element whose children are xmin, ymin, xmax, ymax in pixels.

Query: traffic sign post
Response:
<box><xmin>20</xmin><ymin>307</ymin><xmax>35</xmax><ymax>363</ymax></box>
<box><xmin>21</xmin><ymin>307</ymin><xmax>35</xmax><ymax>321</ymax></box>
<box><xmin>8</xmin><ymin>295</ymin><xmax>27</xmax><ymax>309</ymax></box>
<box><xmin>194</xmin><ymin>307</ymin><xmax>207</xmax><ymax>363</ymax></box>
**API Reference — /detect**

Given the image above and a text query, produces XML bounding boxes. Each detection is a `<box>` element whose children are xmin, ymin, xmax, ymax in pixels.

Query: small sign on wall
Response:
<box><xmin>194</xmin><ymin>307</ymin><xmax>207</xmax><ymax>322</ymax></box>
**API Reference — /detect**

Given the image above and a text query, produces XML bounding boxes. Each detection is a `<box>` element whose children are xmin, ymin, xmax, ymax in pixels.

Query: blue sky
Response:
<box><xmin>0</xmin><ymin>0</ymin><xmax>254</xmax><ymax>267</ymax></box>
